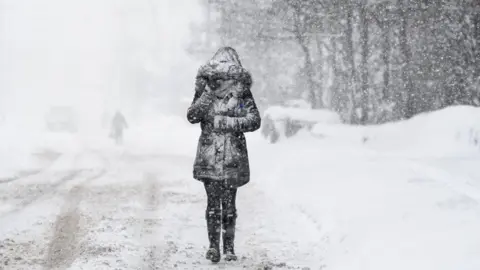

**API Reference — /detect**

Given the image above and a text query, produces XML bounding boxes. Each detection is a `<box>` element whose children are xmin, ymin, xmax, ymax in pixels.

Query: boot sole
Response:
<box><xmin>206</xmin><ymin>249</ymin><xmax>221</xmax><ymax>263</ymax></box>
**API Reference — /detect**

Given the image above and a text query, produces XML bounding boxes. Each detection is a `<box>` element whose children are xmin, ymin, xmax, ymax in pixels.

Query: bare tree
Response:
<box><xmin>398</xmin><ymin>0</ymin><xmax>415</xmax><ymax>119</ymax></box>
<box><xmin>188</xmin><ymin>0</ymin><xmax>480</xmax><ymax>123</ymax></box>
<box><xmin>345</xmin><ymin>2</ymin><xmax>357</xmax><ymax>123</ymax></box>
<box><xmin>359</xmin><ymin>0</ymin><xmax>369</xmax><ymax>124</ymax></box>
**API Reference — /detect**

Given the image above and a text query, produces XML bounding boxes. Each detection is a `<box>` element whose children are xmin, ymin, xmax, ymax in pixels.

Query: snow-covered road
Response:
<box><xmin>1</xmin><ymin>134</ymin><xmax>480</xmax><ymax>270</ymax></box>
<box><xmin>0</xmin><ymin>149</ymin><xmax>322</xmax><ymax>269</ymax></box>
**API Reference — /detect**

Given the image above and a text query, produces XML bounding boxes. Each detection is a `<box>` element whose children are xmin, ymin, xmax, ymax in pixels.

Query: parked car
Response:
<box><xmin>44</xmin><ymin>106</ymin><xmax>77</xmax><ymax>133</ymax></box>
<box><xmin>261</xmin><ymin>103</ymin><xmax>341</xmax><ymax>143</ymax></box>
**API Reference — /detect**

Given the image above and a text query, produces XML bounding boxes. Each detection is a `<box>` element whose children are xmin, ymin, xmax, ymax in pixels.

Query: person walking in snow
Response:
<box><xmin>186</xmin><ymin>46</ymin><xmax>261</xmax><ymax>263</ymax></box>
<box><xmin>110</xmin><ymin>110</ymin><xmax>128</xmax><ymax>145</ymax></box>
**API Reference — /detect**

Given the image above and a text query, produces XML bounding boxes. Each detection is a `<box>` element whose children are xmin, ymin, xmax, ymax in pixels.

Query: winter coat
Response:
<box><xmin>187</xmin><ymin>64</ymin><xmax>261</xmax><ymax>188</ymax></box>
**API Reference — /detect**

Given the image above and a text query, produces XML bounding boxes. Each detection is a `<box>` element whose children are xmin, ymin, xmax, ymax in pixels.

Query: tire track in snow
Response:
<box><xmin>141</xmin><ymin>172</ymin><xmax>164</xmax><ymax>270</ymax></box>
<box><xmin>0</xmin><ymin>150</ymin><xmax>109</xmax><ymax>218</ymax></box>
<box><xmin>0</xmin><ymin>150</ymin><xmax>62</xmax><ymax>184</ymax></box>
<box><xmin>44</xmin><ymin>168</ymin><xmax>107</xmax><ymax>270</ymax></box>
<box><xmin>0</xmin><ymin>170</ymin><xmax>82</xmax><ymax>218</ymax></box>
<box><xmin>0</xmin><ymin>169</ymin><xmax>43</xmax><ymax>184</ymax></box>
<box><xmin>137</xmin><ymin>169</ymin><xmax>209</xmax><ymax>269</ymax></box>
<box><xmin>0</xmin><ymin>150</ymin><xmax>110</xmax><ymax>269</ymax></box>
<box><xmin>44</xmin><ymin>185</ymin><xmax>85</xmax><ymax>270</ymax></box>
<box><xmin>0</xmin><ymin>168</ymin><xmax>107</xmax><ymax>270</ymax></box>
<box><xmin>140</xmin><ymin>172</ymin><xmax>187</xmax><ymax>269</ymax></box>
<box><xmin>39</xmin><ymin>154</ymin><xmax>173</xmax><ymax>269</ymax></box>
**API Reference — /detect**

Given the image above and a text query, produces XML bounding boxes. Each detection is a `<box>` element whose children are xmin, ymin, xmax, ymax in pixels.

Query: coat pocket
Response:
<box><xmin>224</xmin><ymin>134</ymin><xmax>245</xmax><ymax>168</ymax></box>
<box><xmin>196</xmin><ymin>135</ymin><xmax>215</xmax><ymax>167</ymax></box>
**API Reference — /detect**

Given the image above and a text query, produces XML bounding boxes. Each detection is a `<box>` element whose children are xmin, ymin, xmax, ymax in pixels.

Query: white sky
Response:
<box><xmin>0</xmin><ymin>0</ymin><xmax>205</xmax><ymax>122</ymax></box>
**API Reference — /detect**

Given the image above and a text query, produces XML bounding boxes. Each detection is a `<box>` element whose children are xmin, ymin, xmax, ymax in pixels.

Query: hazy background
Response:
<box><xmin>0</xmin><ymin>0</ymin><xmax>204</xmax><ymax>131</ymax></box>
<box><xmin>1</xmin><ymin>1</ymin><xmax>480</xmax><ymax>131</ymax></box>
<box><xmin>190</xmin><ymin>0</ymin><xmax>480</xmax><ymax>125</ymax></box>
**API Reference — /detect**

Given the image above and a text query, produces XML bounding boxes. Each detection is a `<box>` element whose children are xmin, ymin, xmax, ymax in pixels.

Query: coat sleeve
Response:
<box><xmin>186</xmin><ymin>77</ymin><xmax>214</xmax><ymax>124</ymax></box>
<box><xmin>213</xmin><ymin>95</ymin><xmax>261</xmax><ymax>133</ymax></box>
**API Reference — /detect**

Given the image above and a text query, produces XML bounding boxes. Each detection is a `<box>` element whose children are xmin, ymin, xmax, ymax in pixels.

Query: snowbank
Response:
<box><xmin>264</xmin><ymin>105</ymin><xmax>342</xmax><ymax>124</ymax></box>
<box><xmin>250</xmin><ymin>106</ymin><xmax>480</xmax><ymax>269</ymax></box>
<box><xmin>312</xmin><ymin>105</ymin><xmax>480</xmax><ymax>155</ymax></box>
<box><xmin>262</xmin><ymin>106</ymin><xmax>342</xmax><ymax>144</ymax></box>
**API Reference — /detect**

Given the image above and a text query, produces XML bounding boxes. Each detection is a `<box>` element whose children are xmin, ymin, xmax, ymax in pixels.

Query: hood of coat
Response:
<box><xmin>198</xmin><ymin>63</ymin><xmax>252</xmax><ymax>97</ymax></box>
<box><xmin>196</xmin><ymin>47</ymin><xmax>253</xmax><ymax>98</ymax></box>
<box><xmin>210</xmin><ymin>46</ymin><xmax>242</xmax><ymax>66</ymax></box>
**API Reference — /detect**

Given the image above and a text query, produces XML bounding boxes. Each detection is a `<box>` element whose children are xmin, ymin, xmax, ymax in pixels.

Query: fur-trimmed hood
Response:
<box><xmin>195</xmin><ymin>47</ymin><xmax>253</xmax><ymax>96</ymax></box>
<box><xmin>197</xmin><ymin>62</ymin><xmax>252</xmax><ymax>90</ymax></box>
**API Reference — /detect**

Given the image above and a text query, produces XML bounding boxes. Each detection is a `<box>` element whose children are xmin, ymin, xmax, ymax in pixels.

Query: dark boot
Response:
<box><xmin>222</xmin><ymin>210</ymin><xmax>238</xmax><ymax>261</ymax></box>
<box><xmin>206</xmin><ymin>209</ymin><xmax>221</xmax><ymax>263</ymax></box>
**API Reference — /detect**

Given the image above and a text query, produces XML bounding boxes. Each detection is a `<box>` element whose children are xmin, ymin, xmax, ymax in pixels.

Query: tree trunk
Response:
<box><xmin>359</xmin><ymin>0</ymin><xmax>369</xmax><ymax>124</ymax></box>
<box><xmin>291</xmin><ymin>2</ymin><xmax>317</xmax><ymax>109</ymax></box>
<box><xmin>302</xmin><ymin>43</ymin><xmax>317</xmax><ymax>109</ymax></box>
<box><xmin>296</xmin><ymin>34</ymin><xmax>317</xmax><ymax>109</ymax></box>
<box><xmin>315</xmin><ymin>34</ymin><xmax>325</xmax><ymax>108</ymax></box>
<box><xmin>381</xmin><ymin>20</ymin><xmax>391</xmax><ymax>103</ymax></box>
<box><xmin>398</xmin><ymin>0</ymin><xmax>415</xmax><ymax>118</ymax></box>
<box><xmin>330</xmin><ymin>36</ymin><xmax>344</xmax><ymax>113</ymax></box>
<box><xmin>473</xmin><ymin>4</ymin><xmax>480</xmax><ymax>89</ymax></box>
<box><xmin>346</xmin><ymin>3</ymin><xmax>357</xmax><ymax>123</ymax></box>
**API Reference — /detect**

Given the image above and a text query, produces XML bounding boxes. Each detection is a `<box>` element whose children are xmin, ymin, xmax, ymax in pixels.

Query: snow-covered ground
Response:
<box><xmin>1</xmin><ymin>106</ymin><xmax>480</xmax><ymax>269</ymax></box>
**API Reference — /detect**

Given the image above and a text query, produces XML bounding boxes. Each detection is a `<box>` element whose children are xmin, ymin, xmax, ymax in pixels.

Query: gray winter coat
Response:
<box><xmin>187</xmin><ymin>65</ymin><xmax>261</xmax><ymax>188</ymax></box>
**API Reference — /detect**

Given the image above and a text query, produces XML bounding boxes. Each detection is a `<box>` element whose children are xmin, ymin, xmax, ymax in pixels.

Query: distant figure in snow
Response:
<box><xmin>186</xmin><ymin>46</ymin><xmax>261</xmax><ymax>263</ymax></box>
<box><xmin>110</xmin><ymin>110</ymin><xmax>128</xmax><ymax>145</ymax></box>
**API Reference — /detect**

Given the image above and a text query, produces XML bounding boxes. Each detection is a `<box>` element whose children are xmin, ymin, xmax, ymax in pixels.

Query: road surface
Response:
<box><xmin>1</xmin><ymin>142</ymin><xmax>480</xmax><ymax>270</ymax></box>
<box><xmin>0</xmin><ymin>150</ymin><xmax>320</xmax><ymax>270</ymax></box>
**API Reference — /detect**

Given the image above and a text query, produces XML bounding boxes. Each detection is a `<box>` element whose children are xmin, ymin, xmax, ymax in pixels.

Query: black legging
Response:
<box><xmin>204</xmin><ymin>180</ymin><xmax>238</xmax><ymax>221</ymax></box>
